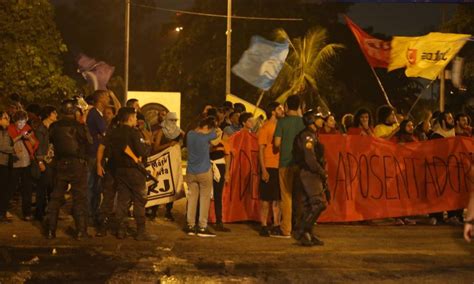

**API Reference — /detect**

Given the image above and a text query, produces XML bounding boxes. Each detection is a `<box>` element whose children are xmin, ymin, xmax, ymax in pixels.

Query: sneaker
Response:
<box><xmin>299</xmin><ymin>232</ymin><xmax>313</xmax><ymax>247</ymax></box>
<box><xmin>259</xmin><ymin>226</ymin><xmax>270</xmax><ymax>237</ymax></box>
<box><xmin>184</xmin><ymin>225</ymin><xmax>196</xmax><ymax>236</ymax></box>
<box><xmin>270</xmin><ymin>226</ymin><xmax>291</xmax><ymax>239</ymax></box>
<box><xmin>197</xmin><ymin>227</ymin><xmax>216</xmax><ymax>238</ymax></box>
<box><xmin>215</xmin><ymin>222</ymin><xmax>231</xmax><ymax>232</ymax></box>
<box><xmin>310</xmin><ymin>234</ymin><xmax>324</xmax><ymax>246</ymax></box>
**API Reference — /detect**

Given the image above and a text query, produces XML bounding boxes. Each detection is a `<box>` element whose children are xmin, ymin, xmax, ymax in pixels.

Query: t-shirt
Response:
<box><xmin>86</xmin><ymin>107</ymin><xmax>107</xmax><ymax>157</ymax></box>
<box><xmin>186</xmin><ymin>130</ymin><xmax>217</xmax><ymax>174</ymax></box>
<box><xmin>274</xmin><ymin>115</ymin><xmax>305</xmax><ymax>168</ymax></box>
<box><xmin>374</xmin><ymin>124</ymin><xmax>398</xmax><ymax>139</ymax></box>
<box><xmin>257</xmin><ymin>120</ymin><xmax>279</xmax><ymax>169</ymax></box>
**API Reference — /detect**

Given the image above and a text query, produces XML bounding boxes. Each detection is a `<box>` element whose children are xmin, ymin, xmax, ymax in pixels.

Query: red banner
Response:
<box><xmin>345</xmin><ymin>16</ymin><xmax>391</xmax><ymax>68</ymax></box>
<box><xmin>211</xmin><ymin>134</ymin><xmax>473</xmax><ymax>223</ymax></box>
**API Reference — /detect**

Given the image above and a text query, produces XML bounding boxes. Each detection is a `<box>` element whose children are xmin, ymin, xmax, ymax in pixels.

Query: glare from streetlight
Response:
<box><xmin>175</xmin><ymin>26</ymin><xmax>184</xmax><ymax>32</ymax></box>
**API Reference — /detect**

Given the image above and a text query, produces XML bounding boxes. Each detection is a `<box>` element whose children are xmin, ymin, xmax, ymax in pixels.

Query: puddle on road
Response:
<box><xmin>0</xmin><ymin>246</ymin><xmax>134</xmax><ymax>283</ymax></box>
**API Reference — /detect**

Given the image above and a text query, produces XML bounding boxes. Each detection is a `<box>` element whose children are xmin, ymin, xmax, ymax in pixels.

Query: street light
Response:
<box><xmin>175</xmin><ymin>26</ymin><xmax>183</xmax><ymax>32</ymax></box>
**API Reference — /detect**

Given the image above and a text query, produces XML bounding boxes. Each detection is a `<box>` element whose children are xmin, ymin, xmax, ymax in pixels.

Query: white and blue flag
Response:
<box><xmin>232</xmin><ymin>36</ymin><xmax>289</xmax><ymax>90</ymax></box>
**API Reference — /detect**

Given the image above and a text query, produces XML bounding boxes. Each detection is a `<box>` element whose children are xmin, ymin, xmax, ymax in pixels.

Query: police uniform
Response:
<box><xmin>46</xmin><ymin>101</ymin><xmax>92</xmax><ymax>240</ymax></box>
<box><xmin>109</xmin><ymin>124</ymin><xmax>154</xmax><ymax>240</ymax></box>
<box><xmin>293</xmin><ymin>113</ymin><xmax>329</xmax><ymax>246</ymax></box>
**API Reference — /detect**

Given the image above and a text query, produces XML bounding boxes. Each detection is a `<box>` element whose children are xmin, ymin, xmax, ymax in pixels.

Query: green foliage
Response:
<box><xmin>0</xmin><ymin>0</ymin><xmax>76</xmax><ymax>104</ymax></box>
<box><xmin>270</xmin><ymin>27</ymin><xmax>344</xmax><ymax>109</ymax></box>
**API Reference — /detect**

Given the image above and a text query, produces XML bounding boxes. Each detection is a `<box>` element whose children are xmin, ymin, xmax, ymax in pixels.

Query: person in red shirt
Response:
<box><xmin>7</xmin><ymin>110</ymin><xmax>39</xmax><ymax>221</ymax></box>
<box><xmin>319</xmin><ymin>113</ymin><xmax>340</xmax><ymax>135</ymax></box>
<box><xmin>347</xmin><ymin>108</ymin><xmax>375</xmax><ymax>137</ymax></box>
<box><xmin>395</xmin><ymin>119</ymin><xmax>418</xmax><ymax>143</ymax></box>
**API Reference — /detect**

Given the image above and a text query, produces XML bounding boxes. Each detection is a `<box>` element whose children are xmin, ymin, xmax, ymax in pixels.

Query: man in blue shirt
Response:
<box><xmin>185</xmin><ymin>116</ymin><xmax>218</xmax><ymax>237</ymax></box>
<box><xmin>86</xmin><ymin>90</ymin><xmax>109</xmax><ymax>224</ymax></box>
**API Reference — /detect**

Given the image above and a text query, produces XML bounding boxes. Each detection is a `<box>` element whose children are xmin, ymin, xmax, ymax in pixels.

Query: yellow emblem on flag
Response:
<box><xmin>388</xmin><ymin>32</ymin><xmax>471</xmax><ymax>80</ymax></box>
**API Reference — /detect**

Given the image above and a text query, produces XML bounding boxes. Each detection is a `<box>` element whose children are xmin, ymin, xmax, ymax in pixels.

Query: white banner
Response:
<box><xmin>145</xmin><ymin>144</ymin><xmax>185</xmax><ymax>207</ymax></box>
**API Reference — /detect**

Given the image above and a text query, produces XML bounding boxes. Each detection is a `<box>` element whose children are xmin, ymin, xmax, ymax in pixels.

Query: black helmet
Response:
<box><xmin>303</xmin><ymin>110</ymin><xmax>316</xmax><ymax>126</ymax></box>
<box><xmin>60</xmin><ymin>99</ymin><xmax>79</xmax><ymax>116</ymax></box>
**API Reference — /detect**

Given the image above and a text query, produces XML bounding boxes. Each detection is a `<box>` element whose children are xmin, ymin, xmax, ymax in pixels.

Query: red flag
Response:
<box><xmin>344</xmin><ymin>16</ymin><xmax>390</xmax><ymax>68</ymax></box>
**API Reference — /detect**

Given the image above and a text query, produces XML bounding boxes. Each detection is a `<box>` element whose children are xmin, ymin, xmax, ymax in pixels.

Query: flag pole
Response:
<box><xmin>369</xmin><ymin>66</ymin><xmax>394</xmax><ymax>108</ymax></box>
<box><xmin>439</xmin><ymin>68</ymin><xmax>446</xmax><ymax>112</ymax></box>
<box><xmin>124</xmin><ymin>0</ymin><xmax>131</xmax><ymax>104</ymax></box>
<box><xmin>225</xmin><ymin>0</ymin><xmax>232</xmax><ymax>97</ymax></box>
<box><xmin>253</xmin><ymin>89</ymin><xmax>265</xmax><ymax>115</ymax></box>
<box><xmin>406</xmin><ymin>78</ymin><xmax>437</xmax><ymax>118</ymax></box>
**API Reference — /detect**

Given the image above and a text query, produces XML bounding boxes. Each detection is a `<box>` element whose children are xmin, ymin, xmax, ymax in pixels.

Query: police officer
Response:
<box><xmin>45</xmin><ymin>99</ymin><xmax>92</xmax><ymax>240</ymax></box>
<box><xmin>109</xmin><ymin>107</ymin><xmax>157</xmax><ymax>241</ymax></box>
<box><xmin>293</xmin><ymin>110</ymin><xmax>330</xmax><ymax>246</ymax></box>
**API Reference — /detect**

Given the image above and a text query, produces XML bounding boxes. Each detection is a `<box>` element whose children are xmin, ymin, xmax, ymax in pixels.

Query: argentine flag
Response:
<box><xmin>232</xmin><ymin>36</ymin><xmax>289</xmax><ymax>91</ymax></box>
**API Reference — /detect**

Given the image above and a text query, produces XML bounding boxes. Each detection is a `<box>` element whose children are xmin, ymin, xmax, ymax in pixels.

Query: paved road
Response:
<box><xmin>0</xmin><ymin>199</ymin><xmax>473</xmax><ymax>283</ymax></box>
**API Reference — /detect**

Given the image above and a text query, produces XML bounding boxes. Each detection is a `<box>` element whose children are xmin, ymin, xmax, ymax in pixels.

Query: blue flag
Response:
<box><xmin>232</xmin><ymin>36</ymin><xmax>289</xmax><ymax>91</ymax></box>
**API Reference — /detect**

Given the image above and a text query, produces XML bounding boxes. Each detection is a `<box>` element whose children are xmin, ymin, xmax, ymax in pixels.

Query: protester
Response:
<box><xmin>109</xmin><ymin>107</ymin><xmax>157</xmax><ymax>241</ymax></box>
<box><xmin>223</xmin><ymin>111</ymin><xmax>241</xmax><ymax>136</ymax></box>
<box><xmin>258</xmin><ymin>102</ymin><xmax>284</xmax><ymax>237</ymax></box>
<box><xmin>184</xmin><ymin>116</ymin><xmax>218</xmax><ymax>237</ymax></box>
<box><xmin>34</xmin><ymin>106</ymin><xmax>58</xmax><ymax>221</ymax></box>
<box><xmin>95</xmin><ymin>114</ymin><xmax>121</xmax><ymax>237</ymax></box>
<box><xmin>293</xmin><ymin>110</ymin><xmax>329</xmax><ymax>246</ymax></box>
<box><xmin>274</xmin><ymin>95</ymin><xmax>305</xmax><ymax>238</ymax></box>
<box><xmin>86</xmin><ymin>90</ymin><xmax>109</xmax><ymax>225</ymax></box>
<box><xmin>0</xmin><ymin>111</ymin><xmax>14</xmax><ymax>223</ymax></box>
<box><xmin>395</xmin><ymin>119</ymin><xmax>418</xmax><ymax>143</ymax></box>
<box><xmin>430</xmin><ymin>111</ymin><xmax>455</xmax><ymax>139</ymax></box>
<box><xmin>45</xmin><ymin>99</ymin><xmax>92</xmax><ymax>240</ymax></box>
<box><xmin>340</xmin><ymin>113</ymin><xmax>354</xmax><ymax>134</ymax></box>
<box><xmin>103</xmin><ymin>106</ymin><xmax>115</xmax><ymax>127</ymax></box>
<box><xmin>319</xmin><ymin>113</ymin><xmax>339</xmax><ymax>134</ymax></box>
<box><xmin>347</xmin><ymin>108</ymin><xmax>375</xmax><ymax>136</ymax></box>
<box><xmin>233</xmin><ymin>103</ymin><xmax>246</xmax><ymax>113</ymax></box>
<box><xmin>374</xmin><ymin>105</ymin><xmax>399</xmax><ymax>139</ymax></box>
<box><xmin>150</xmin><ymin>111</ymin><xmax>184</xmax><ymax>222</ymax></box>
<box><xmin>429</xmin><ymin>111</ymin><xmax>463</xmax><ymax>225</ymax></box>
<box><xmin>455</xmin><ymin>113</ymin><xmax>472</xmax><ymax>137</ymax></box>
<box><xmin>207</xmin><ymin>108</ymin><xmax>231</xmax><ymax>232</ymax></box>
<box><xmin>8</xmin><ymin>110</ymin><xmax>38</xmax><ymax>221</ymax></box>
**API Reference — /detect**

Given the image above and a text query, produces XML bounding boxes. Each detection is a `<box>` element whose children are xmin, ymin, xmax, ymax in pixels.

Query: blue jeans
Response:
<box><xmin>87</xmin><ymin>157</ymin><xmax>102</xmax><ymax>222</ymax></box>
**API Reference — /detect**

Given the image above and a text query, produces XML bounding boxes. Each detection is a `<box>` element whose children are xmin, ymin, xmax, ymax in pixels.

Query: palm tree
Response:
<box><xmin>270</xmin><ymin>27</ymin><xmax>344</xmax><ymax>110</ymax></box>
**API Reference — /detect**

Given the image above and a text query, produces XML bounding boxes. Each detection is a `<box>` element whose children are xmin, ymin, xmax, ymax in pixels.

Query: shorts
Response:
<box><xmin>259</xmin><ymin>168</ymin><xmax>280</xmax><ymax>201</ymax></box>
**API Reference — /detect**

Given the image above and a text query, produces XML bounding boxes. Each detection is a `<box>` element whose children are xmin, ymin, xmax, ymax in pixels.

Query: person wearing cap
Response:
<box><xmin>292</xmin><ymin>110</ymin><xmax>330</xmax><ymax>246</ymax></box>
<box><xmin>45</xmin><ymin>99</ymin><xmax>93</xmax><ymax>240</ymax></box>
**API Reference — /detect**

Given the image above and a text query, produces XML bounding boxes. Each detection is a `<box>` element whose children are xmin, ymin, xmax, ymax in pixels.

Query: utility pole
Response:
<box><xmin>124</xmin><ymin>0</ymin><xmax>131</xmax><ymax>104</ymax></box>
<box><xmin>225</xmin><ymin>0</ymin><xmax>232</xmax><ymax>97</ymax></box>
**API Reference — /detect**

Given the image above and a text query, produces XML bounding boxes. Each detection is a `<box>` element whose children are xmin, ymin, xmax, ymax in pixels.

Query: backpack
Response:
<box><xmin>51</xmin><ymin>123</ymin><xmax>80</xmax><ymax>159</ymax></box>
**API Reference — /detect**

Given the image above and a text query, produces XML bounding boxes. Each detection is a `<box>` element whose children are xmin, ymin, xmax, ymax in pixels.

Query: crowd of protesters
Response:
<box><xmin>0</xmin><ymin>91</ymin><xmax>472</xmax><ymax>245</ymax></box>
